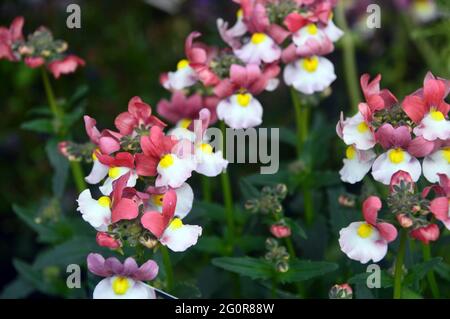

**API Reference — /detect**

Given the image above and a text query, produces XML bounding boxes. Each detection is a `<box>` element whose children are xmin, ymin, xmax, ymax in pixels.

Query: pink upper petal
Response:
<box><xmin>133</xmin><ymin>259</ymin><xmax>159</xmax><ymax>281</ymax></box>
<box><xmin>83</xmin><ymin>115</ymin><xmax>101</xmax><ymax>144</ymax></box>
<box><xmin>362</xmin><ymin>196</ymin><xmax>382</xmax><ymax>225</ymax></box>
<box><xmin>375</xmin><ymin>124</ymin><xmax>411</xmax><ymax>149</ymax></box>
<box><xmin>10</xmin><ymin>16</ymin><xmax>24</xmax><ymax>41</ymax></box>
<box><xmin>377</xmin><ymin>222</ymin><xmax>398</xmax><ymax>243</ymax></box>
<box><xmin>401</xmin><ymin>94</ymin><xmax>427</xmax><ymax>123</ymax></box>
<box><xmin>87</xmin><ymin>253</ymin><xmax>111</xmax><ymax>277</ymax></box>
<box><xmin>111</xmin><ymin>198</ymin><xmax>138</xmax><ymax>223</ymax></box>
<box><xmin>430</xmin><ymin>197</ymin><xmax>449</xmax><ymax>222</ymax></box>
<box><xmin>47</xmin><ymin>55</ymin><xmax>85</xmax><ymax>79</ymax></box>
<box><xmin>407</xmin><ymin>136</ymin><xmax>437</xmax><ymax>157</ymax></box>
<box><xmin>423</xmin><ymin>77</ymin><xmax>446</xmax><ymax>108</ymax></box>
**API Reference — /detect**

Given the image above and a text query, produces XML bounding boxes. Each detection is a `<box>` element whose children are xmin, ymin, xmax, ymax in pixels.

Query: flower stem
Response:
<box><xmin>160</xmin><ymin>245</ymin><xmax>174</xmax><ymax>292</ymax></box>
<box><xmin>422</xmin><ymin>243</ymin><xmax>440</xmax><ymax>298</ymax></box>
<box><xmin>41</xmin><ymin>67</ymin><xmax>86</xmax><ymax>193</ymax></box>
<box><xmin>284</xmin><ymin>237</ymin><xmax>296</xmax><ymax>258</ymax></box>
<box><xmin>335</xmin><ymin>1</ymin><xmax>361</xmax><ymax>113</ymax></box>
<box><xmin>393</xmin><ymin>230</ymin><xmax>407</xmax><ymax>299</ymax></box>
<box><xmin>219</xmin><ymin>121</ymin><xmax>235</xmax><ymax>250</ymax></box>
<box><xmin>201</xmin><ymin>175</ymin><xmax>212</xmax><ymax>203</ymax></box>
<box><xmin>289</xmin><ymin>88</ymin><xmax>314</xmax><ymax>225</ymax></box>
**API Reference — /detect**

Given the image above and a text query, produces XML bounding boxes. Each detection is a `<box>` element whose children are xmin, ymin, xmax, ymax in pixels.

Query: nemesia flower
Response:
<box><xmin>141</xmin><ymin>190</ymin><xmax>202</xmax><ymax>252</ymax></box>
<box><xmin>371</xmin><ymin>124</ymin><xmax>421</xmax><ymax>185</ymax></box>
<box><xmin>0</xmin><ymin>16</ymin><xmax>24</xmax><ymax>61</ymax></box>
<box><xmin>322</xmin><ymin>15</ymin><xmax>344</xmax><ymax>42</ymax></box>
<box><xmin>410</xmin><ymin>224</ymin><xmax>440</xmax><ymax>244</ymax></box>
<box><xmin>283</xmin><ymin>55</ymin><xmax>336</xmax><ymax>94</ymax></box>
<box><xmin>339</xmin><ymin>196</ymin><xmax>398</xmax><ymax>264</ymax></box>
<box><xmin>402</xmin><ymin>72</ymin><xmax>450</xmax><ymax>142</ymax></box>
<box><xmin>215</xmin><ymin>63</ymin><xmax>279</xmax><ymax>129</ymax></box>
<box><xmin>290</xmin><ymin>22</ymin><xmax>334</xmax><ymax>57</ymax></box>
<box><xmin>234</xmin><ymin>32</ymin><xmax>281</xmax><ymax>65</ymax></box>
<box><xmin>423</xmin><ymin>146</ymin><xmax>450</xmax><ymax>183</ymax></box>
<box><xmin>424</xmin><ymin>174</ymin><xmax>450</xmax><ymax>230</ymax></box>
<box><xmin>166</xmin><ymin>58</ymin><xmax>198</xmax><ymax>90</ymax></box>
<box><xmin>47</xmin><ymin>55</ymin><xmax>85</xmax><ymax>79</ymax></box>
<box><xmin>87</xmin><ymin>253</ymin><xmax>158</xmax><ymax>299</ymax></box>
<box><xmin>339</xmin><ymin>146</ymin><xmax>376</xmax><ymax>184</ymax></box>
<box><xmin>146</xmin><ymin>183</ymin><xmax>194</xmax><ymax>219</ymax></box>
<box><xmin>340</xmin><ymin>111</ymin><xmax>376</xmax><ymax>150</ymax></box>
<box><xmin>96</xmin><ymin>152</ymin><xmax>139</xmax><ymax>195</ymax></box>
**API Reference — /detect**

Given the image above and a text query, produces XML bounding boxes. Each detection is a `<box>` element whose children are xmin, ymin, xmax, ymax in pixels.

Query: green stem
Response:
<box><xmin>335</xmin><ymin>2</ymin><xmax>361</xmax><ymax>113</ymax></box>
<box><xmin>160</xmin><ymin>246</ymin><xmax>174</xmax><ymax>292</ymax></box>
<box><xmin>290</xmin><ymin>89</ymin><xmax>314</xmax><ymax>225</ymax></box>
<box><xmin>41</xmin><ymin>67</ymin><xmax>87</xmax><ymax>193</ymax></box>
<box><xmin>219</xmin><ymin>121</ymin><xmax>235</xmax><ymax>250</ymax></box>
<box><xmin>393</xmin><ymin>230</ymin><xmax>407</xmax><ymax>299</ymax></box>
<box><xmin>201</xmin><ymin>175</ymin><xmax>212</xmax><ymax>203</ymax></box>
<box><xmin>422</xmin><ymin>243</ymin><xmax>440</xmax><ymax>298</ymax></box>
<box><xmin>284</xmin><ymin>237</ymin><xmax>296</xmax><ymax>258</ymax></box>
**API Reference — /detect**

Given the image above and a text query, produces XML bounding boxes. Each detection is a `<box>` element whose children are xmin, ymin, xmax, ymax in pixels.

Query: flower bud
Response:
<box><xmin>396</xmin><ymin>213</ymin><xmax>413</xmax><ymax>228</ymax></box>
<box><xmin>96</xmin><ymin>232</ymin><xmax>121</xmax><ymax>249</ymax></box>
<box><xmin>139</xmin><ymin>236</ymin><xmax>158</xmax><ymax>249</ymax></box>
<box><xmin>338</xmin><ymin>194</ymin><xmax>355</xmax><ymax>208</ymax></box>
<box><xmin>270</xmin><ymin>224</ymin><xmax>292</xmax><ymax>238</ymax></box>
<box><xmin>410</xmin><ymin>224</ymin><xmax>439</xmax><ymax>244</ymax></box>
<box><xmin>390</xmin><ymin>170</ymin><xmax>414</xmax><ymax>194</ymax></box>
<box><xmin>329</xmin><ymin>284</ymin><xmax>353</xmax><ymax>299</ymax></box>
<box><xmin>276</xmin><ymin>261</ymin><xmax>289</xmax><ymax>273</ymax></box>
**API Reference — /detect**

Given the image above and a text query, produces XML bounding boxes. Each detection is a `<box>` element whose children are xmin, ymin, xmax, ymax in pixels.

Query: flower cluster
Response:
<box><xmin>337</xmin><ymin>71</ymin><xmax>449</xmax><ymax>264</ymax></box>
<box><xmin>157</xmin><ymin>0</ymin><xmax>343</xmax><ymax>129</ymax></box>
<box><xmin>0</xmin><ymin>17</ymin><xmax>85</xmax><ymax>78</ymax></box>
<box><xmin>337</xmin><ymin>72</ymin><xmax>449</xmax><ymax>185</ymax></box>
<box><xmin>75</xmin><ymin>97</ymin><xmax>228</xmax><ymax>298</ymax></box>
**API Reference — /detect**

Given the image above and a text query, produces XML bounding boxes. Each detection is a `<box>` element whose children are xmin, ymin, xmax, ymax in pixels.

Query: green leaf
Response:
<box><xmin>46</xmin><ymin>139</ymin><xmax>69</xmax><ymax>198</ymax></box>
<box><xmin>239</xmin><ymin>178</ymin><xmax>260</xmax><ymax>200</ymax></box>
<box><xmin>192</xmin><ymin>201</ymin><xmax>226</xmax><ymax>222</ymax></box>
<box><xmin>34</xmin><ymin>236</ymin><xmax>104</xmax><ymax>269</ymax></box>
<box><xmin>235</xmin><ymin>235</ymin><xmax>266</xmax><ymax>253</ymax></box>
<box><xmin>401</xmin><ymin>287</ymin><xmax>423</xmax><ymax>299</ymax></box>
<box><xmin>195</xmin><ymin>236</ymin><xmax>228</xmax><ymax>255</ymax></box>
<box><xmin>284</xmin><ymin>217</ymin><xmax>307</xmax><ymax>240</ymax></box>
<box><xmin>21</xmin><ymin>118</ymin><xmax>54</xmax><ymax>134</ymax></box>
<box><xmin>348</xmin><ymin>270</ymin><xmax>394</xmax><ymax>288</ymax></box>
<box><xmin>277</xmin><ymin>259</ymin><xmax>338</xmax><ymax>284</ymax></box>
<box><xmin>63</xmin><ymin>105</ymin><xmax>85</xmax><ymax>129</ymax></box>
<box><xmin>12</xmin><ymin>259</ymin><xmax>57</xmax><ymax>295</ymax></box>
<box><xmin>435</xmin><ymin>262</ymin><xmax>450</xmax><ymax>281</ymax></box>
<box><xmin>0</xmin><ymin>278</ymin><xmax>34</xmax><ymax>299</ymax></box>
<box><xmin>212</xmin><ymin>257</ymin><xmax>274</xmax><ymax>280</ymax></box>
<box><xmin>404</xmin><ymin>257</ymin><xmax>443</xmax><ymax>286</ymax></box>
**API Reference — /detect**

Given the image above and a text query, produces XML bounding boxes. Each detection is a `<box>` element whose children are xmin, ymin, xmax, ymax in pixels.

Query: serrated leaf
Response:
<box><xmin>212</xmin><ymin>257</ymin><xmax>274</xmax><ymax>280</ymax></box>
<box><xmin>277</xmin><ymin>259</ymin><xmax>338</xmax><ymax>283</ymax></box>
<box><xmin>21</xmin><ymin>118</ymin><xmax>54</xmax><ymax>134</ymax></box>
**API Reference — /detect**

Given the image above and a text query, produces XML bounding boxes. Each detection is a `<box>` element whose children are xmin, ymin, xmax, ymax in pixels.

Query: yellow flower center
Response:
<box><xmin>251</xmin><ymin>33</ymin><xmax>266</xmax><ymax>44</ymax></box>
<box><xmin>160</xmin><ymin>154</ymin><xmax>175</xmax><ymax>168</ymax></box>
<box><xmin>236</xmin><ymin>93</ymin><xmax>251</xmax><ymax>107</ymax></box>
<box><xmin>388</xmin><ymin>148</ymin><xmax>405</xmax><ymax>164</ymax></box>
<box><xmin>357</xmin><ymin>122</ymin><xmax>369</xmax><ymax>133</ymax></box>
<box><xmin>179</xmin><ymin>118</ymin><xmax>192</xmax><ymax>129</ymax></box>
<box><xmin>177</xmin><ymin>59</ymin><xmax>190</xmax><ymax>70</ymax></box>
<box><xmin>357</xmin><ymin>223</ymin><xmax>374</xmax><ymax>238</ymax></box>
<box><xmin>430</xmin><ymin>110</ymin><xmax>445</xmax><ymax>121</ymax></box>
<box><xmin>346</xmin><ymin>146</ymin><xmax>357</xmax><ymax>160</ymax></box>
<box><xmin>169</xmin><ymin>218</ymin><xmax>183</xmax><ymax>230</ymax></box>
<box><xmin>237</xmin><ymin>9</ymin><xmax>243</xmax><ymax>19</ymax></box>
<box><xmin>112</xmin><ymin>276</ymin><xmax>130</xmax><ymax>295</ymax></box>
<box><xmin>152</xmin><ymin>194</ymin><xmax>164</xmax><ymax>206</ymax></box>
<box><xmin>442</xmin><ymin>147</ymin><xmax>450</xmax><ymax>163</ymax></box>
<box><xmin>199</xmin><ymin>143</ymin><xmax>213</xmax><ymax>154</ymax></box>
<box><xmin>306</xmin><ymin>24</ymin><xmax>318</xmax><ymax>35</ymax></box>
<box><xmin>108</xmin><ymin>167</ymin><xmax>121</xmax><ymax>179</ymax></box>
<box><xmin>301</xmin><ymin>56</ymin><xmax>319</xmax><ymax>73</ymax></box>
<box><xmin>97</xmin><ymin>196</ymin><xmax>111</xmax><ymax>208</ymax></box>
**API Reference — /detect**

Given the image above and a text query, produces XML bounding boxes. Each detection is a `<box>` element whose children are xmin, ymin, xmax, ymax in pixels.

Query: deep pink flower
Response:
<box><xmin>213</xmin><ymin>63</ymin><xmax>280</xmax><ymax>98</ymax></box>
<box><xmin>423</xmin><ymin>174</ymin><xmax>450</xmax><ymax>229</ymax></box>
<box><xmin>360</xmin><ymin>74</ymin><xmax>398</xmax><ymax>113</ymax></box>
<box><xmin>410</xmin><ymin>224</ymin><xmax>440</xmax><ymax>244</ymax></box>
<box><xmin>270</xmin><ymin>224</ymin><xmax>292</xmax><ymax>238</ymax></box>
<box><xmin>24</xmin><ymin>56</ymin><xmax>45</xmax><ymax>68</ymax></box>
<box><xmin>47</xmin><ymin>54</ymin><xmax>85</xmax><ymax>79</ymax></box>
<box><xmin>114</xmin><ymin>96</ymin><xmax>166</xmax><ymax>136</ymax></box>
<box><xmin>84</xmin><ymin>115</ymin><xmax>122</xmax><ymax>154</ymax></box>
<box><xmin>157</xmin><ymin>91</ymin><xmax>218</xmax><ymax>125</ymax></box>
<box><xmin>185</xmin><ymin>32</ymin><xmax>220</xmax><ymax>87</ymax></box>
<box><xmin>96</xmin><ymin>232</ymin><xmax>121</xmax><ymax>249</ymax></box>
<box><xmin>375</xmin><ymin>124</ymin><xmax>412</xmax><ymax>150</ymax></box>
<box><xmin>362</xmin><ymin>196</ymin><xmax>398</xmax><ymax>243</ymax></box>
<box><xmin>141</xmin><ymin>189</ymin><xmax>177</xmax><ymax>238</ymax></box>
<box><xmin>134</xmin><ymin>126</ymin><xmax>178</xmax><ymax>177</ymax></box>
<box><xmin>0</xmin><ymin>16</ymin><xmax>24</xmax><ymax>61</ymax></box>
<box><xmin>402</xmin><ymin>72</ymin><xmax>449</xmax><ymax>123</ymax></box>
<box><xmin>109</xmin><ymin>173</ymin><xmax>139</xmax><ymax>223</ymax></box>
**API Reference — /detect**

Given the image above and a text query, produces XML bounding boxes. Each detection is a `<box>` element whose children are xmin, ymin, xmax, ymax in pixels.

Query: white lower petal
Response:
<box><xmin>85</xmin><ymin>159</ymin><xmax>109</xmax><ymax>184</ymax></box>
<box><xmin>342</xmin><ymin>112</ymin><xmax>376</xmax><ymax>150</ymax></box>
<box><xmin>195</xmin><ymin>146</ymin><xmax>228</xmax><ymax>177</ymax></box>
<box><xmin>99</xmin><ymin>167</ymin><xmax>137</xmax><ymax>195</ymax></box>
<box><xmin>160</xmin><ymin>223</ymin><xmax>202</xmax><ymax>252</ymax></box>
<box><xmin>339</xmin><ymin>222</ymin><xmax>388</xmax><ymax>264</ymax></box>
<box><xmin>216</xmin><ymin>94</ymin><xmax>263</xmax><ymax>129</ymax></box>
<box><xmin>147</xmin><ymin>183</ymin><xmax>194</xmax><ymax>219</ymax></box>
<box><xmin>413</xmin><ymin>113</ymin><xmax>450</xmax><ymax>141</ymax></box>
<box><xmin>283</xmin><ymin>56</ymin><xmax>336</xmax><ymax>95</ymax></box>
<box><xmin>234</xmin><ymin>34</ymin><xmax>281</xmax><ymax>64</ymax></box>
<box><xmin>371</xmin><ymin>151</ymin><xmax>422</xmax><ymax>185</ymax></box>
<box><xmin>167</xmin><ymin>66</ymin><xmax>197</xmax><ymax>90</ymax></box>
<box><xmin>156</xmin><ymin>155</ymin><xmax>196</xmax><ymax>188</ymax></box>
<box><xmin>323</xmin><ymin>19</ymin><xmax>344</xmax><ymax>42</ymax></box>
<box><xmin>339</xmin><ymin>149</ymin><xmax>376</xmax><ymax>184</ymax></box>
<box><xmin>93</xmin><ymin>277</ymin><xmax>156</xmax><ymax>299</ymax></box>
<box><xmin>168</xmin><ymin>127</ymin><xmax>196</xmax><ymax>143</ymax></box>
<box><xmin>76</xmin><ymin>189</ymin><xmax>111</xmax><ymax>231</ymax></box>
<box><xmin>423</xmin><ymin>149</ymin><xmax>450</xmax><ymax>183</ymax></box>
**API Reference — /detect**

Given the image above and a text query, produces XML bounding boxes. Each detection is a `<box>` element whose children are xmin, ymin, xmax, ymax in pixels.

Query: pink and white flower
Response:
<box><xmin>424</xmin><ymin>174</ymin><xmax>450</xmax><ymax>230</ymax></box>
<box><xmin>402</xmin><ymin>72</ymin><xmax>450</xmax><ymax>141</ymax></box>
<box><xmin>423</xmin><ymin>146</ymin><xmax>450</xmax><ymax>183</ymax></box>
<box><xmin>234</xmin><ymin>32</ymin><xmax>281</xmax><ymax>65</ymax></box>
<box><xmin>371</xmin><ymin>124</ymin><xmax>421</xmax><ymax>185</ymax></box>
<box><xmin>339</xmin><ymin>146</ymin><xmax>376</xmax><ymax>184</ymax></box>
<box><xmin>340</xmin><ymin>111</ymin><xmax>376</xmax><ymax>151</ymax></box>
<box><xmin>166</xmin><ymin>59</ymin><xmax>198</xmax><ymax>90</ymax></box>
<box><xmin>0</xmin><ymin>16</ymin><xmax>24</xmax><ymax>61</ymax></box>
<box><xmin>47</xmin><ymin>55</ymin><xmax>85</xmax><ymax>79</ymax></box>
<box><xmin>96</xmin><ymin>152</ymin><xmax>139</xmax><ymax>195</ymax></box>
<box><xmin>141</xmin><ymin>190</ymin><xmax>202</xmax><ymax>252</ymax></box>
<box><xmin>146</xmin><ymin>183</ymin><xmax>194</xmax><ymax>219</ymax></box>
<box><xmin>339</xmin><ymin>196</ymin><xmax>398</xmax><ymax>264</ymax></box>
<box><xmin>87</xmin><ymin>253</ymin><xmax>158</xmax><ymax>299</ymax></box>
